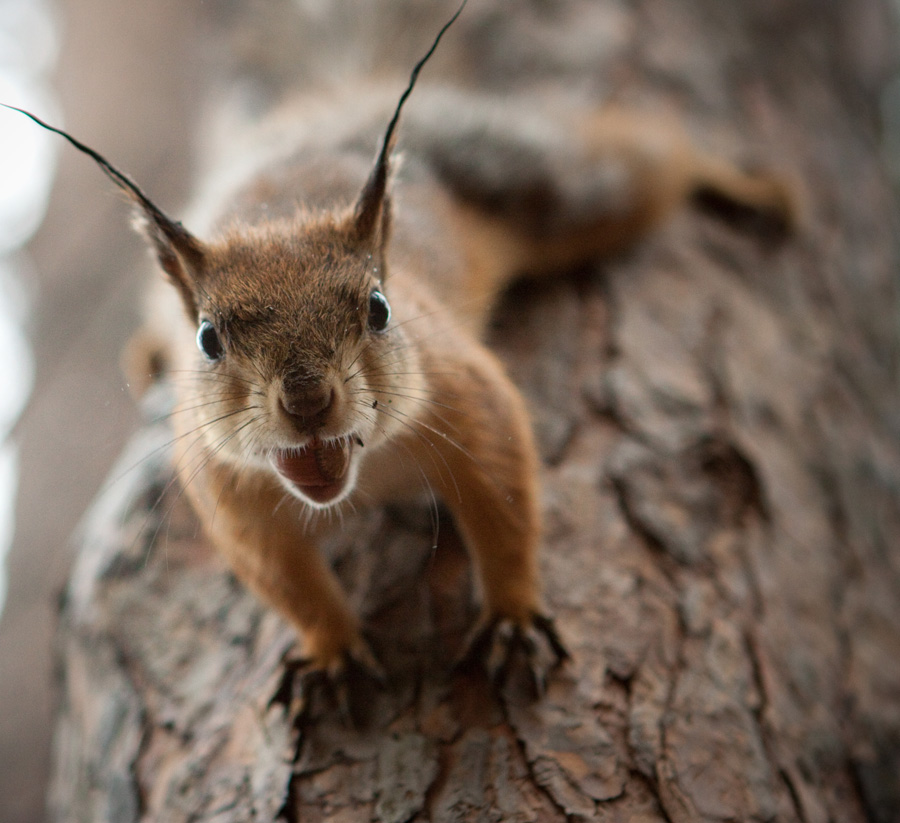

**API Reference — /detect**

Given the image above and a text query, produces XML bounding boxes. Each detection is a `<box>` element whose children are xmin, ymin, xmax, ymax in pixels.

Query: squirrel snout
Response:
<box><xmin>280</xmin><ymin>383</ymin><xmax>336</xmax><ymax>432</ymax></box>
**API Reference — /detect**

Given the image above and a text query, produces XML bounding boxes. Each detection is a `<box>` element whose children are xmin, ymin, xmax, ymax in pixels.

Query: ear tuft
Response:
<box><xmin>0</xmin><ymin>104</ymin><xmax>207</xmax><ymax>318</ymax></box>
<box><xmin>353</xmin><ymin>162</ymin><xmax>394</xmax><ymax>249</ymax></box>
<box><xmin>132</xmin><ymin>207</ymin><xmax>207</xmax><ymax>319</ymax></box>
<box><xmin>352</xmin><ymin>0</ymin><xmax>465</xmax><ymax>245</ymax></box>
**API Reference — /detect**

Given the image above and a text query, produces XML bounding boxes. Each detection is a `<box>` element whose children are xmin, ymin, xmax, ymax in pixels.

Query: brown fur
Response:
<box><xmin>130</xmin><ymin>85</ymin><xmax>795</xmax><ymax>677</ymax></box>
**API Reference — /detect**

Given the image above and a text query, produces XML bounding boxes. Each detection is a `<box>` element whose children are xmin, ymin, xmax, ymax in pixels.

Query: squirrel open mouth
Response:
<box><xmin>271</xmin><ymin>437</ymin><xmax>354</xmax><ymax>505</ymax></box>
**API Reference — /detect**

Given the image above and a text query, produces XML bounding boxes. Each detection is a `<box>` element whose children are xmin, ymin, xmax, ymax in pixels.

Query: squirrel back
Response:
<box><xmin>132</xmin><ymin>84</ymin><xmax>795</xmax><ymax>386</ymax></box>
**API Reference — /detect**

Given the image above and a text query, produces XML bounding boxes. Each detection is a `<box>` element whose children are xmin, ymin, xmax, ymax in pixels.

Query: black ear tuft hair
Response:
<box><xmin>2</xmin><ymin>103</ymin><xmax>206</xmax><ymax>315</ymax></box>
<box><xmin>353</xmin><ymin>0</ymin><xmax>467</xmax><ymax>244</ymax></box>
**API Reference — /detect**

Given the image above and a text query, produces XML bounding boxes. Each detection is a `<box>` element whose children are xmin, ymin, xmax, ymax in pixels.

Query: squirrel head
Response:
<box><xmin>153</xmin><ymin>203</ymin><xmax>416</xmax><ymax>509</ymax></box>
<box><xmin>2</xmin><ymin>1</ymin><xmax>466</xmax><ymax>509</ymax></box>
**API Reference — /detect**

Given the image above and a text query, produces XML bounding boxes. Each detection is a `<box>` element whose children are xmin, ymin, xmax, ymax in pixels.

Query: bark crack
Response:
<box><xmin>497</xmin><ymin>683</ymin><xmax>596</xmax><ymax>822</ymax></box>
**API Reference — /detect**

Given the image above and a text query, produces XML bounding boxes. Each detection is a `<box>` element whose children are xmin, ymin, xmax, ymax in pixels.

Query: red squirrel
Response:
<box><xmin>5</xmin><ymin>8</ymin><xmax>794</xmax><ymax>700</ymax></box>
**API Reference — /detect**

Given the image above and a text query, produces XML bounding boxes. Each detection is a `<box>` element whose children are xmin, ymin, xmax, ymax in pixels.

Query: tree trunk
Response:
<box><xmin>49</xmin><ymin>1</ymin><xmax>900</xmax><ymax>821</ymax></box>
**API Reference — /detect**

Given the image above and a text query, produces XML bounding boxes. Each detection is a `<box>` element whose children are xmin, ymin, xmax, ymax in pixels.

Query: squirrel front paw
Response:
<box><xmin>283</xmin><ymin>633</ymin><xmax>386</xmax><ymax>726</ymax></box>
<box><xmin>456</xmin><ymin>611</ymin><xmax>570</xmax><ymax>696</ymax></box>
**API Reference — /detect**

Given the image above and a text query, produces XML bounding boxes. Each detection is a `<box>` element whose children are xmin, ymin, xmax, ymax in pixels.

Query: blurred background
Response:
<box><xmin>0</xmin><ymin>2</ymin><xmax>204</xmax><ymax>819</ymax></box>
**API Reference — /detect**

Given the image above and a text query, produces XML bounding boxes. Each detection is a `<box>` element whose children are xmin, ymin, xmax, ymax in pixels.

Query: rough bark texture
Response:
<box><xmin>50</xmin><ymin>1</ymin><xmax>900</xmax><ymax>821</ymax></box>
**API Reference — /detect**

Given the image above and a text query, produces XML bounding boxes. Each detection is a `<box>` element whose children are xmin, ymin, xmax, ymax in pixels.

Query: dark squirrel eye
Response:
<box><xmin>196</xmin><ymin>319</ymin><xmax>224</xmax><ymax>362</ymax></box>
<box><xmin>367</xmin><ymin>288</ymin><xmax>391</xmax><ymax>332</ymax></box>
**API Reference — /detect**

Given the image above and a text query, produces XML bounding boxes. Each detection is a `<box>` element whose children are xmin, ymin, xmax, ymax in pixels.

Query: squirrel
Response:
<box><xmin>5</xmin><ymin>8</ymin><xmax>795</xmax><ymax>700</ymax></box>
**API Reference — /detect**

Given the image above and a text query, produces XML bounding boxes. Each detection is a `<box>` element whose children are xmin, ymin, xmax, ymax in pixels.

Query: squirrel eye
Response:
<box><xmin>367</xmin><ymin>289</ymin><xmax>391</xmax><ymax>332</ymax></box>
<box><xmin>196</xmin><ymin>320</ymin><xmax>224</xmax><ymax>362</ymax></box>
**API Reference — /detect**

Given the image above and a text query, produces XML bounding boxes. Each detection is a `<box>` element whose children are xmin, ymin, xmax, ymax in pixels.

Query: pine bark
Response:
<box><xmin>50</xmin><ymin>1</ymin><xmax>900</xmax><ymax>821</ymax></box>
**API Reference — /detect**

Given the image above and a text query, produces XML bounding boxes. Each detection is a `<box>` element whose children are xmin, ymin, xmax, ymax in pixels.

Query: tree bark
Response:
<box><xmin>49</xmin><ymin>1</ymin><xmax>900</xmax><ymax>821</ymax></box>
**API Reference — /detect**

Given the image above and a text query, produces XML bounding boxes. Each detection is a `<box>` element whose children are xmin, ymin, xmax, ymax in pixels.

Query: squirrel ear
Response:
<box><xmin>0</xmin><ymin>106</ymin><xmax>210</xmax><ymax>320</ymax></box>
<box><xmin>133</xmin><ymin>206</ymin><xmax>207</xmax><ymax>321</ymax></box>
<box><xmin>352</xmin><ymin>0</ymin><xmax>466</xmax><ymax>248</ymax></box>
<box><xmin>352</xmin><ymin>158</ymin><xmax>393</xmax><ymax>250</ymax></box>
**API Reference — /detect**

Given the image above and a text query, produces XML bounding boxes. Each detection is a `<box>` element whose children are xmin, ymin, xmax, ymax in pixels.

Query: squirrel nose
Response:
<box><xmin>280</xmin><ymin>384</ymin><xmax>335</xmax><ymax>430</ymax></box>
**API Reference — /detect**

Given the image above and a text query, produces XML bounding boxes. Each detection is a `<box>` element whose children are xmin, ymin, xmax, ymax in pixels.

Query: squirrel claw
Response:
<box><xmin>284</xmin><ymin>641</ymin><xmax>386</xmax><ymax>726</ymax></box>
<box><xmin>455</xmin><ymin>612</ymin><xmax>569</xmax><ymax>697</ymax></box>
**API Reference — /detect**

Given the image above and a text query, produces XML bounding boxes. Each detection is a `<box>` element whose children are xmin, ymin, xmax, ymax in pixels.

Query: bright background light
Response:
<box><xmin>0</xmin><ymin>0</ymin><xmax>59</xmax><ymax>617</ymax></box>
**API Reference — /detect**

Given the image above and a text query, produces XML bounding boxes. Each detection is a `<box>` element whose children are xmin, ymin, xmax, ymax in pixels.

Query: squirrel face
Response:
<box><xmin>172</xmin><ymin>211</ymin><xmax>424</xmax><ymax>508</ymax></box>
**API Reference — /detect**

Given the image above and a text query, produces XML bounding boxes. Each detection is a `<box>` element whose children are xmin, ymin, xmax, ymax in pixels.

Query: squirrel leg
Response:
<box><xmin>576</xmin><ymin>108</ymin><xmax>798</xmax><ymax>239</ymax></box>
<box><xmin>414</xmin><ymin>94</ymin><xmax>796</xmax><ymax>320</ymax></box>
<box><xmin>435</xmin><ymin>111</ymin><xmax>796</xmax><ymax>338</ymax></box>
<box><xmin>174</xmin><ymin>451</ymin><xmax>382</xmax><ymax>684</ymax></box>
<box><xmin>413</xmin><ymin>345</ymin><xmax>569</xmax><ymax>687</ymax></box>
